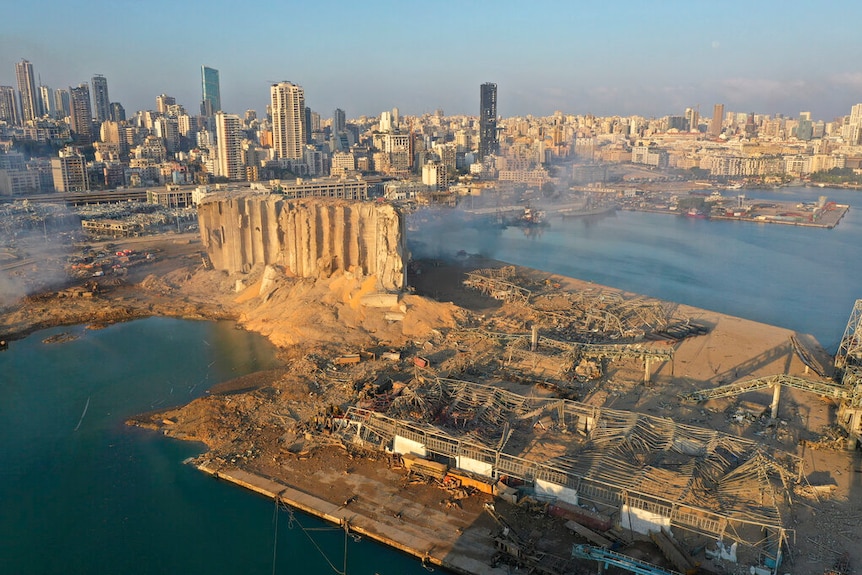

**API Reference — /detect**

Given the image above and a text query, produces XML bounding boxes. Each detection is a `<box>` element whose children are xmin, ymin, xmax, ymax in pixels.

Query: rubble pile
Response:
<box><xmin>463</xmin><ymin>267</ymin><xmax>674</xmax><ymax>342</ymax></box>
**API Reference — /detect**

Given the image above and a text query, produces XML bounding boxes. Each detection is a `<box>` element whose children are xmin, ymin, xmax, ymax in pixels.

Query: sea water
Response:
<box><xmin>411</xmin><ymin>186</ymin><xmax>862</xmax><ymax>351</ymax></box>
<box><xmin>0</xmin><ymin>318</ymin><xmax>433</xmax><ymax>574</ymax></box>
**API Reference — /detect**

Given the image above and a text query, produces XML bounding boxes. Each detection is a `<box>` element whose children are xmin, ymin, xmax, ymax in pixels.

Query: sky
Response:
<box><xmin>3</xmin><ymin>0</ymin><xmax>862</xmax><ymax>122</ymax></box>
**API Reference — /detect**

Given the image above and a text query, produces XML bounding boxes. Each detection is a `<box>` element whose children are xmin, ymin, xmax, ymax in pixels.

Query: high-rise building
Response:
<box><xmin>201</xmin><ymin>66</ymin><xmax>221</xmax><ymax>116</ymax></box>
<box><xmin>479</xmin><ymin>82</ymin><xmax>498</xmax><ymax>160</ymax></box>
<box><xmin>51</xmin><ymin>147</ymin><xmax>89</xmax><ymax>192</ymax></box>
<box><xmin>270</xmin><ymin>81</ymin><xmax>305</xmax><ymax>160</ymax></box>
<box><xmin>685</xmin><ymin>107</ymin><xmax>699</xmax><ymax>133</ymax></box>
<box><xmin>333</xmin><ymin>108</ymin><xmax>346</xmax><ymax>134</ymax></box>
<box><xmin>215</xmin><ymin>111</ymin><xmax>244</xmax><ymax>181</ymax></box>
<box><xmin>91</xmin><ymin>75</ymin><xmax>110</xmax><ymax>124</ymax></box>
<box><xmin>110</xmin><ymin>102</ymin><xmax>125</xmax><ymax>123</ymax></box>
<box><xmin>54</xmin><ymin>89</ymin><xmax>70</xmax><ymax>118</ymax></box>
<box><xmin>39</xmin><ymin>86</ymin><xmax>54</xmax><ymax>118</ymax></box>
<box><xmin>710</xmin><ymin>103</ymin><xmax>724</xmax><ymax>137</ymax></box>
<box><xmin>380</xmin><ymin>110</ymin><xmax>393</xmax><ymax>132</ymax></box>
<box><xmin>69</xmin><ymin>84</ymin><xmax>94</xmax><ymax>144</ymax></box>
<box><xmin>100</xmin><ymin>121</ymin><xmax>127</xmax><ymax>154</ymax></box>
<box><xmin>16</xmin><ymin>60</ymin><xmax>40</xmax><ymax>122</ymax></box>
<box><xmin>154</xmin><ymin>116</ymin><xmax>180</xmax><ymax>154</ymax></box>
<box><xmin>0</xmin><ymin>86</ymin><xmax>19</xmax><ymax>125</ymax></box>
<box><xmin>796</xmin><ymin>111</ymin><xmax>813</xmax><ymax>141</ymax></box>
<box><xmin>156</xmin><ymin>94</ymin><xmax>176</xmax><ymax>115</ymax></box>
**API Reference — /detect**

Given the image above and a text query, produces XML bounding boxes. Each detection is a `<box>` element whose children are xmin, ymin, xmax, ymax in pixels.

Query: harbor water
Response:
<box><xmin>0</xmin><ymin>318</ymin><xmax>432</xmax><ymax>574</ymax></box>
<box><xmin>412</xmin><ymin>185</ymin><xmax>862</xmax><ymax>351</ymax></box>
<box><xmin>1</xmin><ymin>185</ymin><xmax>860</xmax><ymax>574</ymax></box>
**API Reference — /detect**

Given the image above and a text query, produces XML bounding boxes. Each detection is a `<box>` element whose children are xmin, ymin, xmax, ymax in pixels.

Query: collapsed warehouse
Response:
<box><xmin>333</xmin><ymin>377</ymin><xmax>798</xmax><ymax>571</ymax></box>
<box><xmin>326</xmin><ymin>266</ymin><xmax>862</xmax><ymax>574</ymax></box>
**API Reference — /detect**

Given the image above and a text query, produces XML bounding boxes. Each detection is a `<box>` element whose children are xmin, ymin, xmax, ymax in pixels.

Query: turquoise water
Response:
<box><xmin>0</xmin><ymin>318</ymin><xmax>433</xmax><ymax>574</ymax></box>
<box><xmin>412</xmin><ymin>186</ymin><xmax>862</xmax><ymax>351</ymax></box>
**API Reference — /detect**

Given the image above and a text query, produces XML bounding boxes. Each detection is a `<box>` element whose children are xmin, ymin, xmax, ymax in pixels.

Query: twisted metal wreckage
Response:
<box><xmin>332</xmin><ymin>273</ymin><xmax>862</xmax><ymax>573</ymax></box>
<box><xmin>332</xmin><ymin>377</ymin><xmax>801</xmax><ymax>570</ymax></box>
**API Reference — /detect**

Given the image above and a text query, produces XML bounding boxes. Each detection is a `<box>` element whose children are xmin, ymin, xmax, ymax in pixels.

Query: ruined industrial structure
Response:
<box><xmin>334</xmin><ymin>377</ymin><xmax>799</xmax><ymax>569</ymax></box>
<box><xmin>197</xmin><ymin>194</ymin><xmax>405</xmax><ymax>291</ymax></box>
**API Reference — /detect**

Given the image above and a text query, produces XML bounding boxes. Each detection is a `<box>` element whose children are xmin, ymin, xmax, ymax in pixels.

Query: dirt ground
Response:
<box><xmin>3</xmin><ymin>233</ymin><xmax>862</xmax><ymax>575</ymax></box>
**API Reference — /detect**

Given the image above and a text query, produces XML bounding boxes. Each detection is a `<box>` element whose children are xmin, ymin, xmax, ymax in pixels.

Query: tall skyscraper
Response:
<box><xmin>0</xmin><ymin>86</ymin><xmax>19</xmax><ymax>125</ymax></box>
<box><xmin>333</xmin><ymin>108</ymin><xmax>346</xmax><ymax>134</ymax></box>
<box><xmin>16</xmin><ymin>59</ymin><xmax>40</xmax><ymax>122</ymax></box>
<box><xmin>304</xmin><ymin>106</ymin><xmax>313</xmax><ymax>144</ymax></box>
<box><xmin>38</xmin><ymin>85</ymin><xmax>54</xmax><ymax>118</ymax></box>
<box><xmin>685</xmin><ymin>107</ymin><xmax>699</xmax><ymax>133</ymax></box>
<box><xmin>69</xmin><ymin>84</ymin><xmax>94</xmax><ymax>144</ymax></box>
<box><xmin>215</xmin><ymin>111</ymin><xmax>244</xmax><ymax>181</ymax></box>
<box><xmin>270</xmin><ymin>81</ymin><xmax>306</xmax><ymax>160</ymax></box>
<box><xmin>201</xmin><ymin>66</ymin><xmax>221</xmax><ymax>116</ymax></box>
<box><xmin>380</xmin><ymin>110</ymin><xmax>393</xmax><ymax>132</ymax></box>
<box><xmin>91</xmin><ymin>74</ymin><xmax>110</xmax><ymax>124</ymax></box>
<box><xmin>710</xmin><ymin>103</ymin><xmax>724</xmax><ymax>137</ymax></box>
<box><xmin>54</xmin><ymin>88</ymin><xmax>70</xmax><ymax>118</ymax></box>
<box><xmin>479</xmin><ymin>82</ymin><xmax>498</xmax><ymax>160</ymax></box>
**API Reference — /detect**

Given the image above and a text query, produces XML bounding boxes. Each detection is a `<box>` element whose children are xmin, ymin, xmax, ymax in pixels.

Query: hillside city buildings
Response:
<box><xmin>4</xmin><ymin>57</ymin><xmax>862</xmax><ymax>200</ymax></box>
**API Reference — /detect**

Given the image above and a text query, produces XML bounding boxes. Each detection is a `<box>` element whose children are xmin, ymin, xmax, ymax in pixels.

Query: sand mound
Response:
<box><xmin>235</xmin><ymin>267</ymin><xmax>462</xmax><ymax>350</ymax></box>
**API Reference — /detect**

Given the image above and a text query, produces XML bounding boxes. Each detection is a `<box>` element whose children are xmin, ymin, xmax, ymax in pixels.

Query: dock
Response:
<box><xmin>196</xmin><ymin>461</ymin><xmax>505</xmax><ymax>575</ymax></box>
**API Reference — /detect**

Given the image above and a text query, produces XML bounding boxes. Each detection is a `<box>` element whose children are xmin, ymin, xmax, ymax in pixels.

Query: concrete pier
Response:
<box><xmin>196</xmin><ymin>461</ymin><xmax>505</xmax><ymax>575</ymax></box>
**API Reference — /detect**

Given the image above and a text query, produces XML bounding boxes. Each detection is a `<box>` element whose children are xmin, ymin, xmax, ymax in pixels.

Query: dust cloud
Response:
<box><xmin>405</xmin><ymin>206</ymin><xmax>502</xmax><ymax>261</ymax></box>
<box><xmin>0</xmin><ymin>202</ymin><xmax>82</xmax><ymax>307</ymax></box>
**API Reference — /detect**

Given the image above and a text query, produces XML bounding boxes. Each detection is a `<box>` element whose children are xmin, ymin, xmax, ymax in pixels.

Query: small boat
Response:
<box><xmin>511</xmin><ymin>205</ymin><xmax>548</xmax><ymax>227</ymax></box>
<box><xmin>686</xmin><ymin>208</ymin><xmax>708</xmax><ymax>219</ymax></box>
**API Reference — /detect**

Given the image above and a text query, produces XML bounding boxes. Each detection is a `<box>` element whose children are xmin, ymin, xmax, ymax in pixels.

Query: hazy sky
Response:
<box><xmin>3</xmin><ymin>0</ymin><xmax>862</xmax><ymax>122</ymax></box>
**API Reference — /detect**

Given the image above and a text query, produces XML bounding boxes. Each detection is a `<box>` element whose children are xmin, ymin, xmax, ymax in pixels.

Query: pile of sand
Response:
<box><xmin>234</xmin><ymin>266</ymin><xmax>463</xmax><ymax>350</ymax></box>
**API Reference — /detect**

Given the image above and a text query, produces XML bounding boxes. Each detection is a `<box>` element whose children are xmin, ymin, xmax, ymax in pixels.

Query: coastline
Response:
<box><xmin>620</xmin><ymin>202</ymin><xmax>849</xmax><ymax>229</ymax></box>
<box><xmin>195</xmin><ymin>462</ymin><xmax>498</xmax><ymax>575</ymax></box>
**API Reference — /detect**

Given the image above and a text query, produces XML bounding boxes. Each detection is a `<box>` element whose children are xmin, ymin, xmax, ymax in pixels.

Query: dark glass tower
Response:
<box><xmin>91</xmin><ymin>74</ymin><xmax>110</xmax><ymax>124</ymax></box>
<box><xmin>110</xmin><ymin>102</ymin><xmax>125</xmax><ymax>122</ymax></box>
<box><xmin>333</xmin><ymin>108</ymin><xmax>346</xmax><ymax>134</ymax></box>
<box><xmin>0</xmin><ymin>86</ymin><xmax>19</xmax><ymax>125</ymax></box>
<box><xmin>201</xmin><ymin>66</ymin><xmax>221</xmax><ymax>116</ymax></box>
<box><xmin>479</xmin><ymin>82</ymin><xmax>498</xmax><ymax>160</ymax></box>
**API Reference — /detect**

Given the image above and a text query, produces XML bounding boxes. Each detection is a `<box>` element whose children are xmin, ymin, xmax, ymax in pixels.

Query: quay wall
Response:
<box><xmin>196</xmin><ymin>462</ymin><xmax>498</xmax><ymax>575</ymax></box>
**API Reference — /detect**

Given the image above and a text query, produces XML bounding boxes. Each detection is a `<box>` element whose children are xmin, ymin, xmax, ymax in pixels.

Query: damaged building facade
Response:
<box><xmin>197</xmin><ymin>194</ymin><xmax>406</xmax><ymax>291</ymax></box>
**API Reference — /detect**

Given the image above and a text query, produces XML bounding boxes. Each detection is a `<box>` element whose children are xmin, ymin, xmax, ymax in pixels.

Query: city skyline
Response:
<box><xmin>3</xmin><ymin>1</ymin><xmax>862</xmax><ymax>121</ymax></box>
